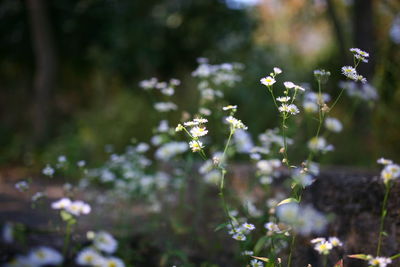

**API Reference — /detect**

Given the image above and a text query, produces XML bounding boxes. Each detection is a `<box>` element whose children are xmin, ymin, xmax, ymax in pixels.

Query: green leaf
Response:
<box><xmin>277</xmin><ymin>198</ymin><xmax>299</xmax><ymax>206</ymax></box>
<box><xmin>390</xmin><ymin>253</ymin><xmax>400</xmax><ymax>260</ymax></box>
<box><xmin>60</xmin><ymin>210</ymin><xmax>73</xmax><ymax>222</ymax></box>
<box><xmin>251</xmin><ymin>256</ymin><xmax>269</xmax><ymax>263</ymax></box>
<box><xmin>214</xmin><ymin>222</ymin><xmax>229</xmax><ymax>232</ymax></box>
<box><xmin>348</xmin><ymin>254</ymin><xmax>369</xmax><ymax>260</ymax></box>
<box><xmin>253</xmin><ymin>236</ymin><xmax>269</xmax><ymax>255</ymax></box>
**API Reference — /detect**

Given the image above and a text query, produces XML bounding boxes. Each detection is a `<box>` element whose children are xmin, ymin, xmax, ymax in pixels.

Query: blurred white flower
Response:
<box><xmin>325</xmin><ymin>117</ymin><xmax>343</xmax><ymax>133</ymax></box>
<box><xmin>28</xmin><ymin>247</ymin><xmax>63</xmax><ymax>266</ymax></box>
<box><xmin>93</xmin><ymin>231</ymin><xmax>118</xmax><ymax>254</ymax></box>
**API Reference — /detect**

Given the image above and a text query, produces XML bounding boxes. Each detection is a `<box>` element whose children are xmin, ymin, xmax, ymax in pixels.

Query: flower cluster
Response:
<box><xmin>51</xmin><ymin>198</ymin><xmax>91</xmax><ymax>216</ymax></box>
<box><xmin>350</xmin><ymin>48</ymin><xmax>369</xmax><ymax>63</ymax></box>
<box><xmin>139</xmin><ymin>77</ymin><xmax>180</xmax><ymax>95</ymax></box>
<box><xmin>176</xmin><ymin>117</ymin><xmax>208</xmax><ymax>154</ymax></box>
<box><xmin>276</xmin><ymin>202</ymin><xmax>327</xmax><ymax>236</ymax></box>
<box><xmin>228</xmin><ymin>220</ymin><xmax>256</xmax><ymax>242</ymax></box>
<box><xmin>311</xmin><ymin>237</ymin><xmax>342</xmax><ymax>255</ymax></box>
<box><xmin>4</xmin><ymin>246</ymin><xmax>63</xmax><ymax>267</ymax></box>
<box><xmin>378</xmin><ymin>158</ymin><xmax>400</xmax><ymax>184</ymax></box>
<box><xmin>339</xmin><ymin>81</ymin><xmax>378</xmax><ymax>101</ymax></box>
<box><xmin>341</xmin><ymin>48</ymin><xmax>369</xmax><ymax>83</ymax></box>
<box><xmin>76</xmin><ymin>231</ymin><xmax>124</xmax><ymax>267</ymax></box>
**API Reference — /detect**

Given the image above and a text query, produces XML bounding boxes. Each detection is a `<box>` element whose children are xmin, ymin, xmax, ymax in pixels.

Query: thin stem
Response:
<box><xmin>329</xmin><ymin>88</ymin><xmax>344</xmax><ymax>111</ymax></box>
<box><xmin>377</xmin><ymin>182</ymin><xmax>391</xmax><ymax>256</ymax></box>
<box><xmin>287</xmin><ymin>234</ymin><xmax>296</xmax><ymax>267</ymax></box>
<box><xmin>62</xmin><ymin>221</ymin><xmax>72</xmax><ymax>259</ymax></box>
<box><xmin>219</xmin><ymin>129</ymin><xmax>236</xmax><ymax>232</ymax></box>
<box><xmin>323</xmin><ymin>254</ymin><xmax>328</xmax><ymax>267</ymax></box>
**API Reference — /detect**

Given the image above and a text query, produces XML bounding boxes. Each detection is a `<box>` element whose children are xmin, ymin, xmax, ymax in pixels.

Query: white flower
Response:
<box><xmin>199</xmin><ymin>107</ymin><xmax>212</xmax><ymax>116</ymax></box>
<box><xmin>328</xmin><ymin>236</ymin><xmax>343</xmax><ymax>247</ymax></box>
<box><xmin>292</xmin><ymin>170</ymin><xmax>314</xmax><ymax>187</ymax></box>
<box><xmin>232</xmin><ymin>233</ymin><xmax>246</xmax><ymax>241</ymax></box>
<box><xmin>193</xmin><ymin>118</ymin><xmax>208</xmax><ymax>124</ymax></box>
<box><xmin>190</xmin><ymin>126</ymin><xmax>208</xmax><ymax>137</ymax></box>
<box><xmin>234</xmin><ymin>129</ymin><xmax>254</xmax><ymax>153</ymax></box>
<box><xmin>325</xmin><ymin>117</ymin><xmax>343</xmax><ymax>133</ymax></box>
<box><xmin>242</xmin><ymin>223</ymin><xmax>256</xmax><ymax>231</ymax></box>
<box><xmin>279</xmin><ymin>104</ymin><xmax>299</xmax><ymax>115</ymax></box>
<box><xmin>154</xmin><ymin>102</ymin><xmax>177</xmax><ymax>112</ymax></box>
<box><xmin>93</xmin><ymin>231</ymin><xmax>118</xmax><ymax>254</ymax></box>
<box><xmin>287</xmin><ymin>104</ymin><xmax>300</xmax><ymax>114</ymax></box>
<box><xmin>314</xmin><ymin>240</ymin><xmax>333</xmax><ymax>255</ymax></box>
<box><xmin>189</xmin><ymin>140</ymin><xmax>204</xmax><ymax>152</ymax></box>
<box><xmin>260</xmin><ymin>76</ymin><xmax>276</xmax><ymax>86</ymax></box>
<box><xmin>273</xmin><ymin>67</ymin><xmax>282</xmax><ymax>74</ymax></box>
<box><xmin>155</xmin><ymin>142</ymin><xmax>188</xmax><ymax>161</ymax></box>
<box><xmin>311</xmin><ymin>237</ymin><xmax>326</xmax><ymax>244</ymax></box>
<box><xmin>51</xmin><ymin>198</ymin><xmax>72</xmax><ymax>210</ymax></box>
<box><xmin>226</xmin><ymin>116</ymin><xmax>248</xmax><ymax>130</ymax></box>
<box><xmin>242</xmin><ymin>250</ymin><xmax>254</xmax><ymax>256</ymax></box>
<box><xmin>136</xmin><ymin>142</ymin><xmax>150</xmax><ymax>153</ymax></box>
<box><xmin>28</xmin><ymin>247</ymin><xmax>63</xmax><ymax>266</ymax></box>
<box><xmin>381</xmin><ymin>163</ymin><xmax>400</xmax><ymax>184</ymax></box>
<box><xmin>284</xmin><ymin>81</ymin><xmax>305</xmax><ymax>91</ymax></box>
<box><xmin>368</xmin><ymin>257</ymin><xmax>392</xmax><ymax>267</ymax></box>
<box><xmin>308</xmin><ymin>137</ymin><xmax>334</xmax><ymax>153</ymax></box>
<box><xmin>2</xmin><ymin>222</ymin><xmax>13</xmax><ymax>243</ymax></box>
<box><xmin>250</xmin><ymin>259</ymin><xmax>264</xmax><ymax>267</ymax></box>
<box><xmin>303</xmin><ymin>101</ymin><xmax>318</xmax><ymax>113</ymax></box>
<box><xmin>223</xmin><ymin>105</ymin><xmax>237</xmax><ymax>110</ymax></box>
<box><xmin>139</xmin><ymin>78</ymin><xmax>157</xmax><ymax>90</ymax></box>
<box><xmin>77</xmin><ymin>160</ymin><xmax>86</xmax><ymax>167</ymax></box>
<box><xmin>4</xmin><ymin>255</ymin><xmax>34</xmax><ymax>267</ymax></box>
<box><xmin>277</xmin><ymin>203</ymin><xmax>327</xmax><ymax>235</ymax></box>
<box><xmin>377</xmin><ymin>158</ymin><xmax>393</xmax><ymax>165</ymax></box>
<box><xmin>284</xmin><ymin>81</ymin><xmax>295</xmax><ymax>88</ymax></box>
<box><xmin>32</xmin><ymin>192</ymin><xmax>46</xmax><ymax>202</ymax></box>
<box><xmin>184</xmin><ymin>121</ymin><xmax>199</xmax><ymax>127</ymax></box>
<box><xmin>175</xmin><ymin>124</ymin><xmax>184</xmax><ymax>132</ymax></box>
<box><xmin>65</xmin><ymin>200</ymin><xmax>91</xmax><ymax>216</ymax></box>
<box><xmin>58</xmin><ymin>155</ymin><xmax>67</xmax><ymax>163</ymax></box>
<box><xmin>42</xmin><ymin>165</ymin><xmax>55</xmax><ymax>177</ymax></box>
<box><xmin>341</xmin><ymin>66</ymin><xmax>358</xmax><ymax>80</ymax></box>
<box><xmin>276</xmin><ymin>96</ymin><xmax>290</xmax><ymax>102</ymax></box>
<box><xmin>264</xmin><ymin>222</ymin><xmax>285</xmax><ymax>234</ymax></box>
<box><xmin>15</xmin><ymin>181</ymin><xmax>29</xmax><ymax>192</ymax></box>
<box><xmin>103</xmin><ymin>257</ymin><xmax>125</xmax><ymax>267</ymax></box>
<box><xmin>203</xmin><ymin>170</ymin><xmax>221</xmax><ymax>185</ymax></box>
<box><xmin>101</xmin><ymin>257</ymin><xmax>125</xmax><ymax>267</ymax></box>
<box><xmin>76</xmin><ymin>248</ymin><xmax>103</xmax><ymax>266</ymax></box>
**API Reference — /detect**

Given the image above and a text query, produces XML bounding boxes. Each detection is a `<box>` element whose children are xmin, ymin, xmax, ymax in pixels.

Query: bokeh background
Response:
<box><xmin>1</xmin><ymin>0</ymin><xmax>400</xmax><ymax>169</ymax></box>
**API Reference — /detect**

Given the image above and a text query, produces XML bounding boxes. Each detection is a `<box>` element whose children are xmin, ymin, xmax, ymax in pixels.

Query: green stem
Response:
<box><xmin>323</xmin><ymin>254</ymin><xmax>328</xmax><ymax>267</ymax></box>
<box><xmin>287</xmin><ymin>234</ymin><xmax>296</xmax><ymax>267</ymax></box>
<box><xmin>62</xmin><ymin>221</ymin><xmax>72</xmax><ymax>259</ymax></box>
<box><xmin>377</xmin><ymin>182</ymin><xmax>391</xmax><ymax>256</ymax></box>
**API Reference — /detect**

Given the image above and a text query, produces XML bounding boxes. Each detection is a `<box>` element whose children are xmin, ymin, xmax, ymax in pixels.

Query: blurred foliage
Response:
<box><xmin>0</xmin><ymin>0</ymin><xmax>399</xmax><ymax>167</ymax></box>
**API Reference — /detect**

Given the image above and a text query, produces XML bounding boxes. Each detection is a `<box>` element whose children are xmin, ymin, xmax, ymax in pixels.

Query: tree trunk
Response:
<box><xmin>353</xmin><ymin>0</ymin><xmax>375</xmax><ymax>78</ymax></box>
<box><xmin>326</xmin><ymin>0</ymin><xmax>349</xmax><ymax>64</ymax></box>
<box><xmin>26</xmin><ymin>0</ymin><xmax>57</xmax><ymax>145</ymax></box>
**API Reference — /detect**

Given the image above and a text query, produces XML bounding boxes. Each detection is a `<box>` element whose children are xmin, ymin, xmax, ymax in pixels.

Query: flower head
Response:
<box><xmin>368</xmin><ymin>257</ymin><xmax>392</xmax><ymax>267</ymax></box>
<box><xmin>260</xmin><ymin>76</ymin><xmax>276</xmax><ymax>86</ymax></box>
<box><xmin>28</xmin><ymin>247</ymin><xmax>63</xmax><ymax>266</ymax></box>
<box><xmin>226</xmin><ymin>116</ymin><xmax>248</xmax><ymax>130</ymax></box>
<box><xmin>223</xmin><ymin>105</ymin><xmax>237</xmax><ymax>111</ymax></box>
<box><xmin>189</xmin><ymin>140</ymin><xmax>204</xmax><ymax>152</ymax></box>
<box><xmin>325</xmin><ymin>117</ymin><xmax>343</xmax><ymax>133</ymax></box>
<box><xmin>93</xmin><ymin>231</ymin><xmax>118</xmax><ymax>254</ymax></box>
<box><xmin>190</xmin><ymin>126</ymin><xmax>208</xmax><ymax>137</ymax></box>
